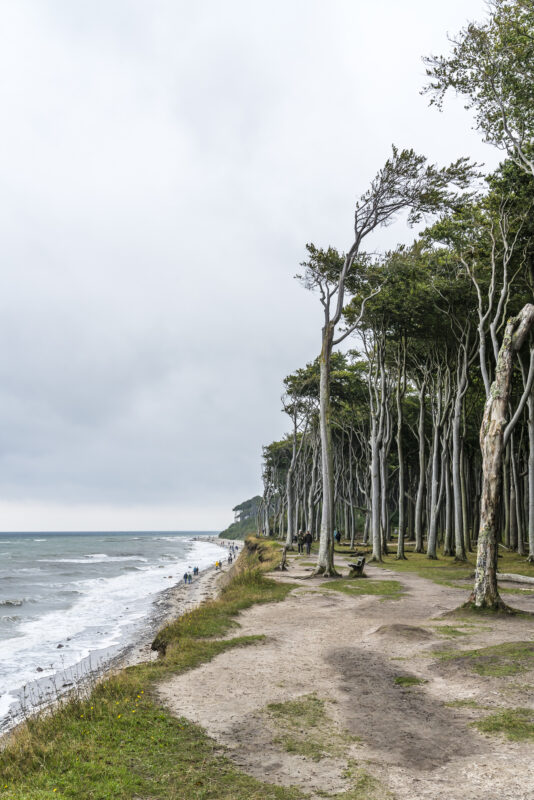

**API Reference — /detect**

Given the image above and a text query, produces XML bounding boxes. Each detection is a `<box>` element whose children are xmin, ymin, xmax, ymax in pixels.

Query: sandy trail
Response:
<box><xmin>157</xmin><ymin>551</ymin><xmax>534</xmax><ymax>800</ymax></box>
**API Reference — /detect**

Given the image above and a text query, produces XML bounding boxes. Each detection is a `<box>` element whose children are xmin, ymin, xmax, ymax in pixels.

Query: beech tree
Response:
<box><xmin>470</xmin><ymin>303</ymin><xmax>534</xmax><ymax>608</ymax></box>
<box><xmin>425</xmin><ymin>0</ymin><xmax>534</xmax><ymax>177</ymax></box>
<box><xmin>298</xmin><ymin>148</ymin><xmax>474</xmax><ymax>576</ymax></box>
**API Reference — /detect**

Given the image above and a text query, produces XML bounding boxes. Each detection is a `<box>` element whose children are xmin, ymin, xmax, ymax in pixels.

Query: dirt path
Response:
<box><xmin>157</xmin><ymin>552</ymin><xmax>534</xmax><ymax>800</ymax></box>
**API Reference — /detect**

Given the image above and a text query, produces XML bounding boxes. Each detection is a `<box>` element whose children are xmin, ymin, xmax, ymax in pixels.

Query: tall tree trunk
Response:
<box><xmin>315</xmin><ymin>326</ymin><xmax>338</xmax><ymax>575</ymax></box>
<box><xmin>426</xmin><ymin>410</ymin><xmax>441</xmax><ymax>558</ymax></box>
<box><xmin>396</xmin><ymin>343</ymin><xmax>407</xmax><ymax>560</ymax></box>
<box><xmin>460</xmin><ymin>443</ymin><xmax>471</xmax><ymax>553</ymax></box>
<box><xmin>414</xmin><ymin>380</ymin><xmax>426</xmax><ymax>553</ymax></box>
<box><xmin>443</xmin><ymin>442</ymin><xmax>453</xmax><ymax>555</ymax></box>
<box><xmin>528</xmin><ymin>394</ymin><xmax>534</xmax><ymax>561</ymax></box>
<box><xmin>470</xmin><ymin>304</ymin><xmax>534</xmax><ymax>609</ymax></box>
<box><xmin>370</xmin><ymin>414</ymin><xmax>382</xmax><ymax>561</ymax></box>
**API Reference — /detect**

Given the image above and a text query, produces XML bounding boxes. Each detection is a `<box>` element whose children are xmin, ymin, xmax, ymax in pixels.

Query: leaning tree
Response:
<box><xmin>298</xmin><ymin>147</ymin><xmax>474</xmax><ymax>576</ymax></box>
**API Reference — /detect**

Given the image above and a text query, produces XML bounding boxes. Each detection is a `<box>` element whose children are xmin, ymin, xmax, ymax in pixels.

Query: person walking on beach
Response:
<box><xmin>183</xmin><ymin>572</ymin><xmax>188</xmax><ymax>584</ymax></box>
<box><xmin>304</xmin><ymin>530</ymin><xmax>312</xmax><ymax>555</ymax></box>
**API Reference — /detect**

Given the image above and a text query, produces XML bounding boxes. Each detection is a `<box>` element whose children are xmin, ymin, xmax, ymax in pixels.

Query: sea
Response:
<box><xmin>0</xmin><ymin>531</ymin><xmax>224</xmax><ymax>731</ymax></box>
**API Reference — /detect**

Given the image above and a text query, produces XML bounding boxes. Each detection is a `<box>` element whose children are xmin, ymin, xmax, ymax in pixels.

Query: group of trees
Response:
<box><xmin>259</xmin><ymin>0</ymin><xmax>534</xmax><ymax>609</ymax></box>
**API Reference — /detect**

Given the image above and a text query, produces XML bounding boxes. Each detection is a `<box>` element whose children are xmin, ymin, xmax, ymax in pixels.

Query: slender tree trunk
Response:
<box><xmin>414</xmin><ymin>381</ymin><xmax>426</xmax><ymax>553</ymax></box>
<box><xmin>528</xmin><ymin>394</ymin><xmax>534</xmax><ymax>561</ymax></box>
<box><xmin>426</xmin><ymin>422</ymin><xmax>441</xmax><ymax>558</ymax></box>
<box><xmin>503</xmin><ymin>446</ymin><xmax>511</xmax><ymax>547</ymax></box>
<box><xmin>460</xmin><ymin>444</ymin><xmax>471</xmax><ymax>553</ymax></box>
<box><xmin>443</xmin><ymin>442</ymin><xmax>453</xmax><ymax>555</ymax></box>
<box><xmin>452</xmin><ymin>408</ymin><xmax>466</xmax><ymax>561</ymax></box>
<box><xmin>370</xmin><ymin>414</ymin><xmax>382</xmax><ymax>561</ymax></box>
<box><xmin>315</xmin><ymin>326</ymin><xmax>338</xmax><ymax>575</ymax></box>
<box><xmin>396</xmin><ymin>345</ymin><xmax>407</xmax><ymax>559</ymax></box>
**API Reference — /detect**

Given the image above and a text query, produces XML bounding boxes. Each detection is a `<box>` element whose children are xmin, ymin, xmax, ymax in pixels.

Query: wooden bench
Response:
<box><xmin>347</xmin><ymin>556</ymin><xmax>365</xmax><ymax>577</ymax></box>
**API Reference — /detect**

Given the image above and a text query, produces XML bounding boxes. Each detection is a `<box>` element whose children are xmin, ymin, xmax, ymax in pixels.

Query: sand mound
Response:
<box><xmin>372</xmin><ymin>623</ymin><xmax>433</xmax><ymax>640</ymax></box>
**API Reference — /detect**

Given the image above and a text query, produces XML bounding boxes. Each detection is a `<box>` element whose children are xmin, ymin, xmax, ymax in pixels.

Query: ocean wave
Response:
<box><xmin>40</xmin><ymin>555</ymin><xmax>148</xmax><ymax>564</ymax></box>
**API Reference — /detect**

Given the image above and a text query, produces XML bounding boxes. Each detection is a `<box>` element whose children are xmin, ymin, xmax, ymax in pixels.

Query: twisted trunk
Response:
<box><xmin>470</xmin><ymin>304</ymin><xmax>534</xmax><ymax>609</ymax></box>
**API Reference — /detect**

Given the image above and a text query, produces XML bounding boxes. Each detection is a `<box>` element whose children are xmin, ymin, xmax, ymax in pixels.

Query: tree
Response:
<box><xmin>470</xmin><ymin>303</ymin><xmax>534</xmax><ymax>608</ymax></box>
<box><xmin>425</xmin><ymin>0</ymin><xmax>534</xmax><ymax>176</ymax></box>
<box><xmin>298</xmin><ymin>148</ymin><xmax>474</xmax><ymax>575</ymax></box>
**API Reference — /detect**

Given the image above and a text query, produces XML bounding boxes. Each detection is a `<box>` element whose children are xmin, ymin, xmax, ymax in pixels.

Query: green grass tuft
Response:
<box><xmin>445</xmin><ymin>698</ymin><xmax>485</xmax><ymax>708</ymax></box>
<box><xmin>264</xmin><ymin>694</ymin><xmax>357</xmax><ymax>762</ymax></box>
<box><xmin>394</xmin><ymin>675</ymin><xmax>427</xmax><ymax>686</ymax></box>
<box><xmin>432</xmin><ymin>625</ymin><xmax>470</xmax><ymax>637</ymax></box>
<box><xmin>321</xmin><ymin>579</ymin><xmax>403</xmax><ymax>598</ymax></box>
<box><xmin>473</xmin><ymin>707</ymin><xmax>534</xmax><ymax>740</ymax></box>
<box><xmin>435</xmin><ymin>641</ymin><xmax>534</xmax><ymax>676</ymax></box>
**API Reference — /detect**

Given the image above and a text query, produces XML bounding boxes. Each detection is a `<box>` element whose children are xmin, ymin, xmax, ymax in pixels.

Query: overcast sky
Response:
<box><xmin>0</xmin><ymin>0</ymin><xmax>498</xmax><ymax>531</ymax></box>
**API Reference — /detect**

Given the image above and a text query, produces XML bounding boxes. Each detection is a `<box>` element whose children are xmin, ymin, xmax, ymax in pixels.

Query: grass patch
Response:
<box><xmin>0</xmin><ymin>544</ymin><xmax>301</xmax><ymax>799</ymax></box>
<box><xmin>445</xmin><ymin>698</ymin><xmax>484</xmax><ymax>708</ymax></box>
<box><xmin>432</xmin><ymin>625</ymin><xmax>470</xmax><ymax>638</ymax></box>
<box><xmin>473</xmin><ymin>707</ymin><xmax>534</xmax><ymax>740</ymax></box>
<box><xmin>0</xmin><ymin>675</ymin><xmax>305</xmax><ymax>799</ymax></box>
<box><xmin>375</xmin><ymin>551</ymin><xmax>474</xmax><ymax>587</ymax></box>
<box><xmin>435</xmin><ymin>641</ymin><xmax>534</xmax><ymax>677</ymax></box>
<box><xmin>153</xmin><ymin>568</ymin><xmax>294</xmax><ymax>653</ymax></box>
<box><xmin>264</xmin><ymin>694</ymin><xmax>356</xmax><ymax>761</ymax></box>
<box><xmin>242</xmin><ymin>536</ymin><xmax>283</xmax><ymax>571</ymax></box>
<box><xmin>394</xmin><ymin>676</ymin><xmax>427</xmax><ymax>687</ymax></box>
<box><xmin>320</xmin><ymin>761</ymin><xmax>391</xmax><ymax>799</ymax></box>
<box><xmin>374</xmin><ymin>548</ymin><xmax>534</xmax><ymax>589</ymax></box>
<box><xmin>321</xmin><ymin>579</ymin><xmax>403</xmax><ymax>598</ymax></box>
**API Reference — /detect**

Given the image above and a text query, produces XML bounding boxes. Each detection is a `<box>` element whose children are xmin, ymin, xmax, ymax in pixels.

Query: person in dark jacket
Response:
<box><xmin>304</xmin><ymin>531</ymin><xmax>312</xmax><ymax>555</ymax></box>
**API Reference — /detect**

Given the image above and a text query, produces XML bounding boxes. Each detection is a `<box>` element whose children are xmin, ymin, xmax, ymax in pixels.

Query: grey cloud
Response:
<box><xmin>0</xmin><ymin>0</ymin><xmax>497</xmax><ymax>529</ymax></box>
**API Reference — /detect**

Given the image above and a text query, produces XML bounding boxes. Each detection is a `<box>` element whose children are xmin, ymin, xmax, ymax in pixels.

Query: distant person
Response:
<box><xmin>183</xmin><ymin>572</ymin><xmax>188</xmax><ymax>584</ymax></box>
<box><xmin>297</xmin><ymin>530</ymin><xmax>304</xmax><ymax>554</ymax></box>
<box><xmin>304</xmin><ymin>531</ymin><xmax>312</xmax><ymax>555</ymax></box>
<box><xmin>188</xmin><ymin>573</ymin><xmax>193</xmax><ymax>584</ymax></box>
<box><xmin>335</xmin><ymin>530</ymin><xmax>341</xmax><ymax>545</ymax></box>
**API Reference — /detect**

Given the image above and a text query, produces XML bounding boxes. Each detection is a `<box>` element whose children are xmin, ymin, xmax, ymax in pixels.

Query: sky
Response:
<box><xmin>0</xmin><ymin>0</ymin><xmax>499</xmax><ymax>531</ymax></box>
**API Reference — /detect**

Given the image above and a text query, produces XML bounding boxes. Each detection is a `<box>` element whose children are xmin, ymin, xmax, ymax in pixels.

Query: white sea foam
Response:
<box><xmin>0</xmin><ymin>537</ymin><xmax>223</xmax><ymax>726</ymax></box>
<box><xmin>40</xmin><ymin>555</ymin><xmax>148</xmax><ymax>564</ymax></box>
<box><xmin>0</xmin><ymin>693</ymin><xmax>18</xmax><ymax>720</ymax></box>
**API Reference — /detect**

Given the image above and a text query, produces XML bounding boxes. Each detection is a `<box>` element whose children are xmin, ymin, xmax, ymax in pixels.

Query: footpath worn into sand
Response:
<box><xmin>158</xmin><ymin>550</ymin><xmax>534</xmax><ymax>800</ymax></box>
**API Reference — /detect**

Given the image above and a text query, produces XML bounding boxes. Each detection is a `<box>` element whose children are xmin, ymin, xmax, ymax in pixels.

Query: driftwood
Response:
<box><xmin>497</xmin><ymin>572</ymin><xmax>534</xmax><ymax>586</ymax></box>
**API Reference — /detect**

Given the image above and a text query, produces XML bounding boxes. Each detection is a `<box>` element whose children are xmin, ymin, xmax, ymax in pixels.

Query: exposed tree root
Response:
<box><xmin>462</xmin><ymin>595</ymin><xmax>516</xmax><ymax>615</ymax></box>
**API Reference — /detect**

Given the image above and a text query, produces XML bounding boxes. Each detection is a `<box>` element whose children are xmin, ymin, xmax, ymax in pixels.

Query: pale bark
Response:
<box><xmin>414</xmin><ymin>379</ymin><xmax>426</xmax><ymax>553</ymax></box>
<box><xmin>470</xmin><ymin>303</ymin><xmax>534</xmax><ymax>609</ymax></box>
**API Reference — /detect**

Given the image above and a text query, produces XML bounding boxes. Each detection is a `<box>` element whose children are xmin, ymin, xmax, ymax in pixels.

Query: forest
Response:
<box><xmin>259</xmin><ymin>0</ymin><xmax>534</xmax><ymax>611</ymax></box>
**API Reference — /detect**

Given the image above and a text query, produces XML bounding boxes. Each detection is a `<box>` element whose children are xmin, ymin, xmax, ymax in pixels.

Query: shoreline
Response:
<box><xmin>0</xmin><ymin>537</ymin><xmax>241</xmax><ymax>739</ymax></box>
